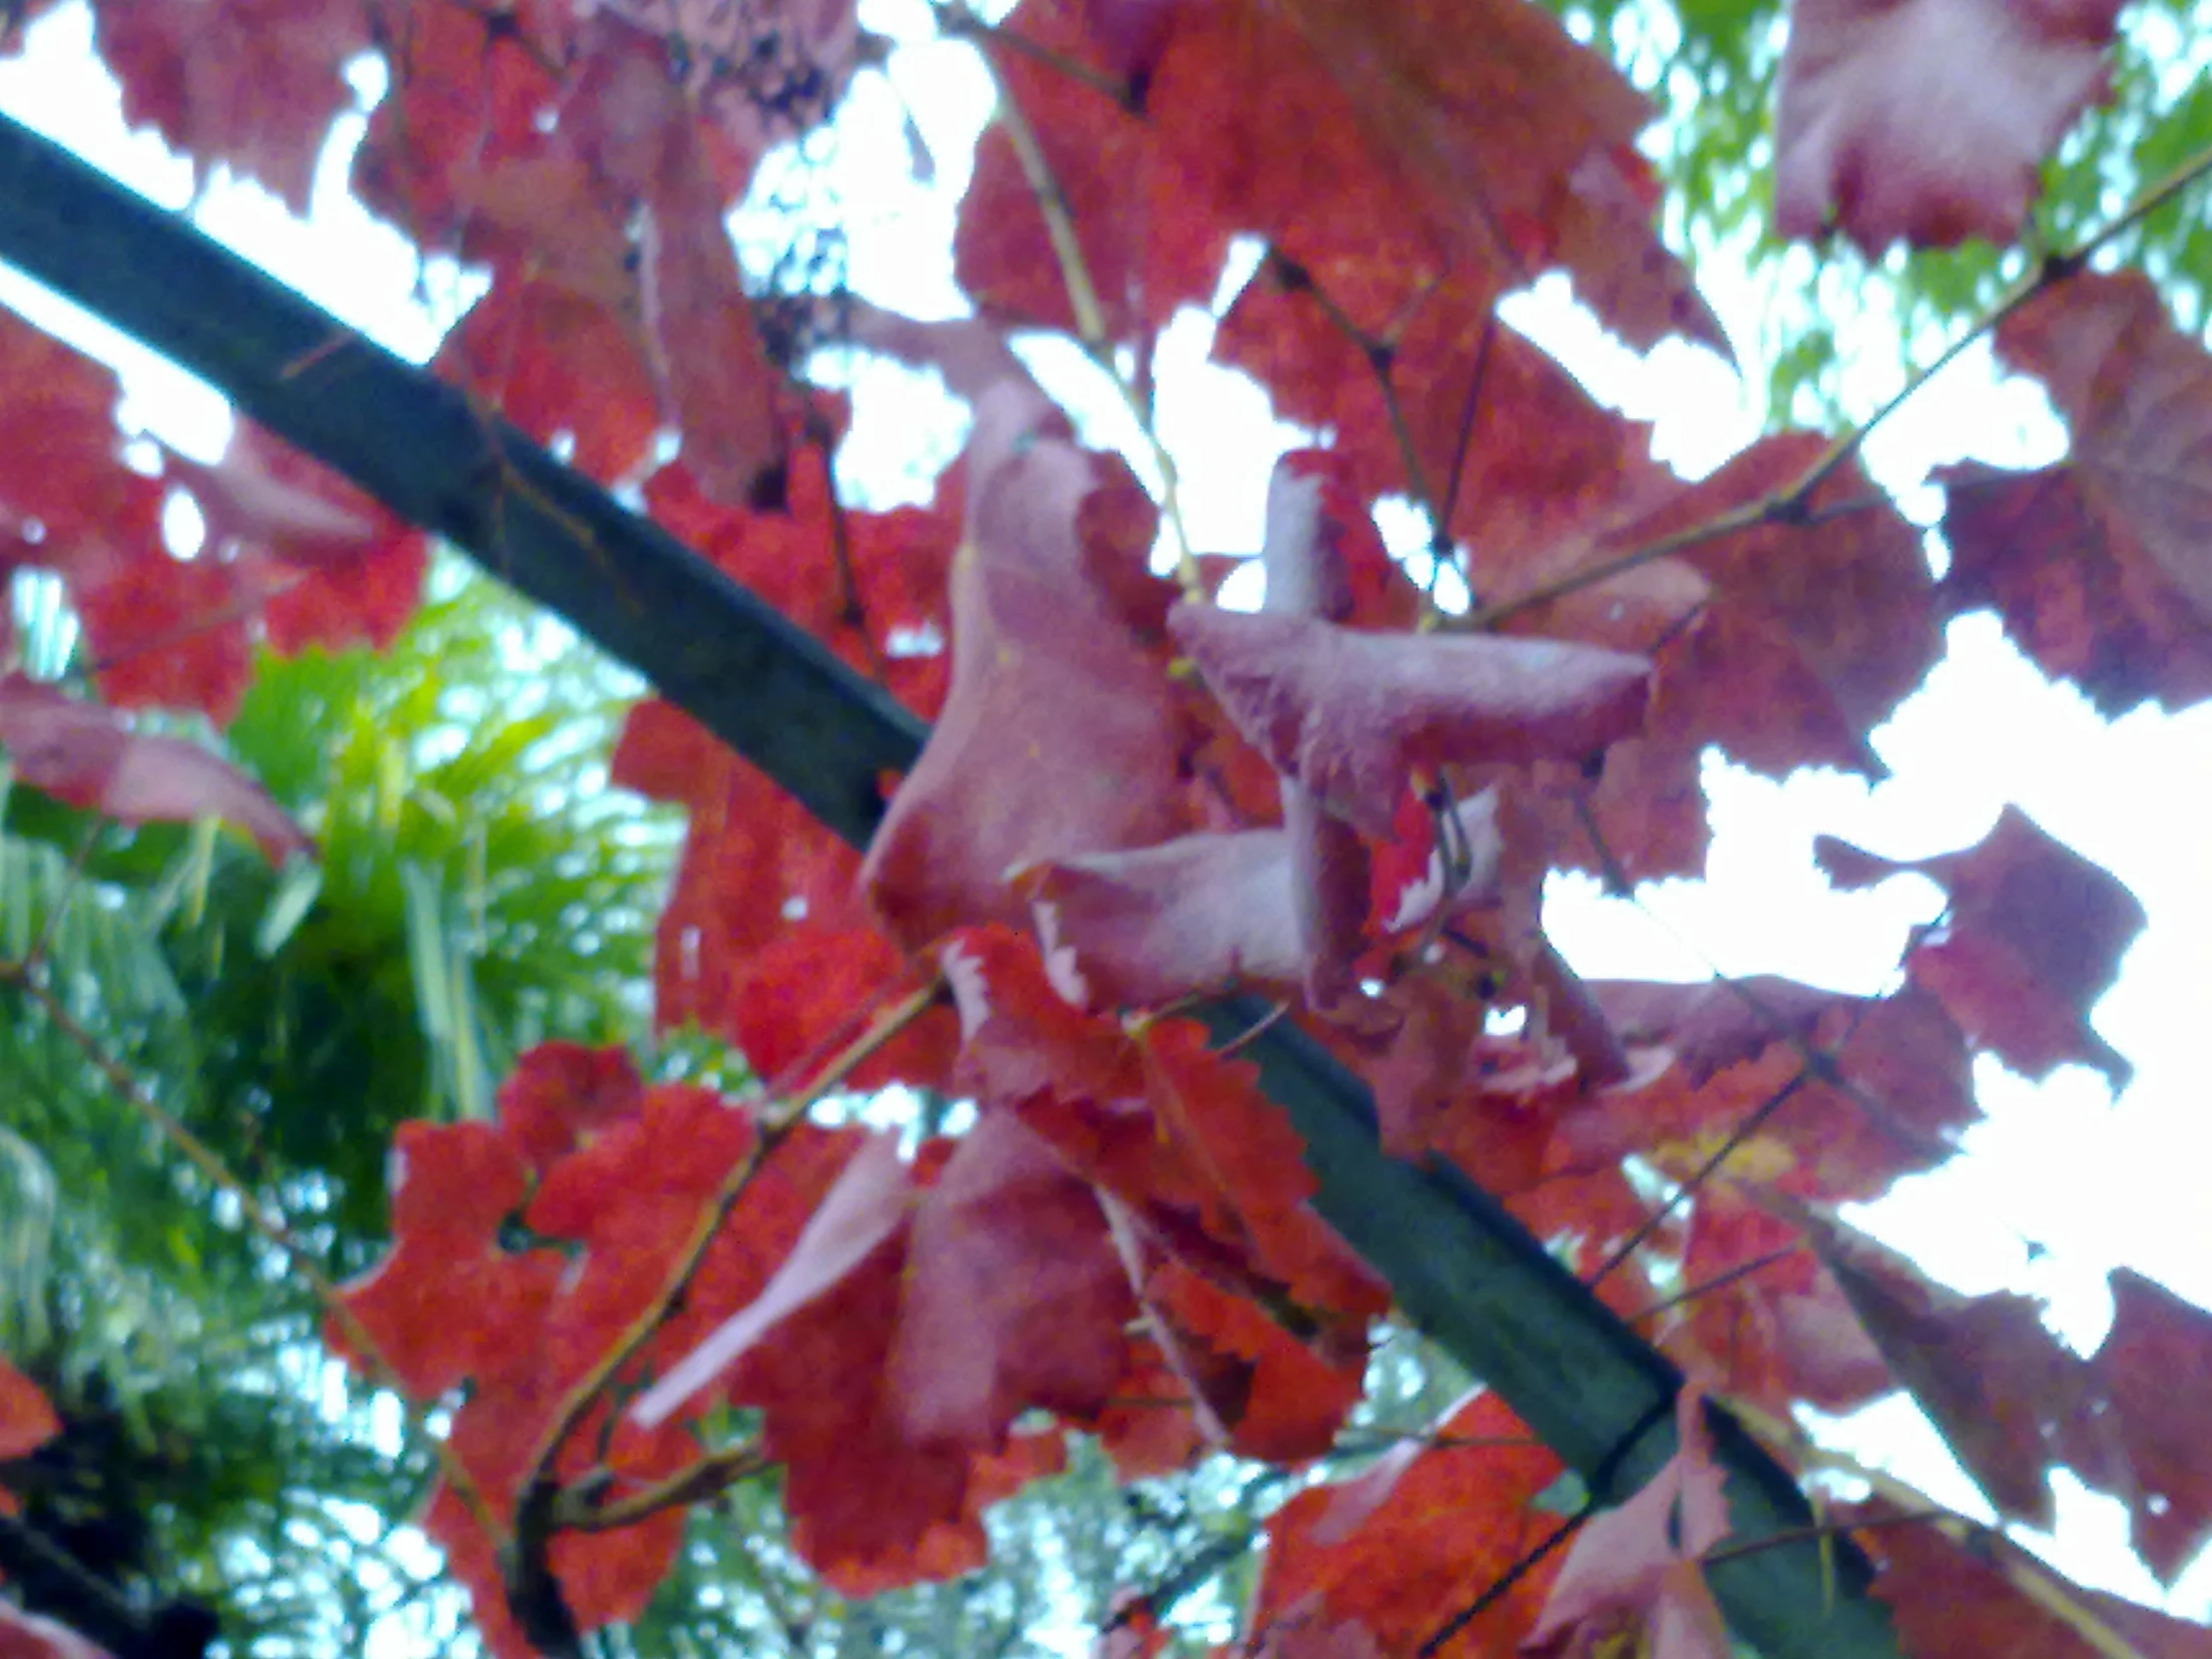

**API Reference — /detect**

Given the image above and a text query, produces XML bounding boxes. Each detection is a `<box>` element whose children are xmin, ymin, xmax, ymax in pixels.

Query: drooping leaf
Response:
<box><xmin>1168</xmin><ymin>603</ymin><xmax>1650</xmax><ymax>836</ymax></box>
<box><xmin>863</xmin><ymin>382</ymin><xmax>1191</xmax><ymax>947</ymax></box>
<box><xmin>1773</xmin><ymin>0</ymin><xmax>2122</xmax><ymax>251</ymax></box>
<box><xmin>1842</xmin><ymin>1498</ymin><xmax>2212</xmax><ymax>1659</ymax></box>
<box><xmin>1798</xmin><ymin>1205</ymin><xmax>2084</xmax><ymax>1532</ymax></box>
<box><xmin>889</xmin><ymin>1111</ymin><xmax>1134</xmax><ymax>1445</ymax></box>
<box><xmin>0</xmin><ymin>674</ymin><xmax>310</xmax><ymax>864</ymax></box>
<box><xmin>1937</xmin><ymin>461</ymin><xmax>2212</xmax><ymax>716</ymax></box>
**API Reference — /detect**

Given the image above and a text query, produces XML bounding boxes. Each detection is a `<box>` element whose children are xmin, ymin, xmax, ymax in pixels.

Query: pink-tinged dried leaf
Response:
<box><xmin>1169</xmin><ymin>603</ymin><xmax>1649</xmax><ymax>835</ymax></box>
<box><xmin>889</xmin><ymin>1112</ymin><xmax>1133</xmax><ymax>1445</ymax></box>
<box><xmin>92</xmin><ymin>0</ymin><xmax>370</xmax><ymax>212</ymax></box>
<box><xmin>1996</xmin><ymin>271</ymin><xmax>2212</xmax><ymax>632</ymax></box>
<box><xmin>0</xmin><ymin>1602</ymin><xmax>114</xmax><ymax>1659</ymax></box>
<box><xmin>634</xmin><ymin>1133</ymin><xmax>909</xmax><ymax>1427</ymax></box>
<box><xmin>0</xmin><ymin>674</ymin><xmax>309</xmax><ymax>864</ymax></box>
<box><xmin>1024</xmin><ymin>829</ymin><xmax>1307</xmax><ymax>1011</ymax></box>
<box><xmin>1938</xmin><ymin>461</ymin><xmax>2212</xmax><ymax>716</ymax></box>
<box><xmin>1523</xmin><ymin>1386</ymin><xmax>1732</xmax><ymax>1659</ymax></box>
<box><xmin>2062</xmin><ymin>1268</ymin><xmax>2212</xmax><ymax>1582</ymax></box>
<box><xmin>1773</xmin><ymin>0</ymin><xmax>2120</xmax><ymax>252</ymax></box>
<box><xmin>566</xmin><ymin>14</ymin><xmax>782</xmax><ymax>503</ymax></box>
<box><xmin>1286</xmin><ymin>782</ymin><xmax>1369</xmax><ymax>1008</ymax></box>
<box><xmin>1816</xmin><ymin>808</ymin><xmax>2141</xmax><ymax>1085</ymax></box>
<box><xmin>863</xmin><ymin>383</ymin><xmax>1191</xmax><ymax>947</ymax></box>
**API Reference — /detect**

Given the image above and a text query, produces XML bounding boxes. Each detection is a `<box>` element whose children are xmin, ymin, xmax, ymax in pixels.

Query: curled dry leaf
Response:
<box><xmin>0</xmin><ymin>674</ymin><xmax>309</xmax><ymax>865</ymax></box>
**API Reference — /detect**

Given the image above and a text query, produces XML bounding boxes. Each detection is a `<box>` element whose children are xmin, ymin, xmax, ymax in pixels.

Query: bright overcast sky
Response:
<box><xmin>0</xmin><ymin>0</ymin><xmax>2208</xmax><ymax>1623</ymax></box>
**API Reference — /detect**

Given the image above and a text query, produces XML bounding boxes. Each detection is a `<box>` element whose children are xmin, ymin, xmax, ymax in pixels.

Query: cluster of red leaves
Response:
<box><xmin>4</xmin><ymin>0</ymin><xmax>2210</xmax><ymax>1656</ymax></box>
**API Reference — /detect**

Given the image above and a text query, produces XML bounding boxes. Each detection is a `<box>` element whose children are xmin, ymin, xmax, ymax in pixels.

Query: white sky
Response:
<box><xmin>1</xmin><ymin>0</ymin><xmax>2209</xmax><ymax>1630</ymax></box>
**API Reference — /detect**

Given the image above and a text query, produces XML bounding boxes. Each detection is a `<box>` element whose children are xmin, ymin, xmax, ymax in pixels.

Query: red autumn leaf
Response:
<box><xmin>440</xmin><ymin>273</ymin><xmax>662</xmax><ymax>485</ymax></box>
<box><xmin>1938</xmin><ymin>461</ymin><xmax>2212</xmax><ymax>716</ymax></box>
<box><xmin>1772</xmin><ymin>0</ymin><xmax>2121</xmax><ymax>251</ymax></box>
<box><xmin>1996</xmin><ymin>270</ymin><xmax>2212</xmax><ymax>636</ymax></box>
<box><xmin>1505</xmin><ymin>434</ymin><xmax>1936</xmax><ymax>881</ymax></box>
<box><xmin>495</xmin><ymin>1040</ymin><xmax>647</xmax><ymax>1179</ymax></box>
<box><xmin>1523</xmin><ymin>1387</ymin><xmax>1733</xmax><ymax>1659</ymax></box>
<box><xmin>1141</xmin><ymin>1257</ymin><xmax>1366</xmax><ymax>1462</ymax></box>
<box><xmin>943</xmin><ymin>927</ymin><xmax>1382</xmax><ymax>1321</ymax></box>
<box><xmin>1217</xmin><ymin>262</ymin><xmax>1673</xmax><ymax>569</ymax></box>
<box><xmin>1797</xmin><ymin>1204</ymin><xmax>2085</xmax><ymax>1531</ymax></box>
<box><xmin>91</xmin><ymin>0</ymin><xmax>372</xmax><ymax>212</ymax></box>
<box><xmin>888</xmin><ymin>1111</ymin><xmax>1134</xmax><ymax>1445</ymax></box>
<box><xmin>1556</xmin><ymin>978</ymin><xmax>1974</xmax><ymax>1207</ymax></box>
<box><xmin>0</xmin><ymin>674</ymin><xmax>310</xmax><ymax>864</ymax></box>
<box><xmin>862</xmin><ymin>381</ymin><xmax>1193</xmax><ymax>947</ymax></box>
<box><xmin>352</xmin><ymin>0</ymin><xmax>568</xmax><ymax>251</ymax></box>
<box><xmin>1816</xmin><ymin>807</ymin><xmax>2143</xmax><ymax>1084</ymax></box>
<box><xmin>1842</xmin><ymin>1498</ymin><xmax>2212</xmax><ymax>1659</ymax></box>
<box><xmin>957</xmin><ymin>0</ymin><xmax>1229</xmax><ymax>340</ymax></box>
<box><xmin>1168</xmin><ymin>603</ymin><xmax>1650</xmax><ymax>836</ymax></box>
<box><xmin>1156</xmin><ymin>0</ymin><xmax>1722</xmax><ymax>356</ymax></box>
<box><xmin>328</xmin><ymin>1120</ymin><xmax>557</xmax><ymax>1398</ymax></box>
<box><xmin>2062</xmin><ymin>1269</ymin><xmax>2212</xmax><ymax>1582</ymax></box>
<box><xmin>0</xmin><ymin>1603</ymin><xmax>113</xmax><ymax>1659</ymax></box>
<box><xmin>0</xmin><ymin>1360</ymin><xmax>59</xmax><ymax>1463</ymax></box>
<box><xmin>635</xmin><ymin>1132</ymin><xmax>909</xmax><ymax>1427</ymax></box>
<box><xmin>1250</xmin><ymin>1389</ymin><xmax>1565</xmax><ymax>1658</ymax></box>
<box><xmin>164</xmin><ymin>421</ymin><xmax>428</xmax><ymax>656</ymax></box>
<box><xmin>1663</xmin><ymin>1187</ymin><xmax>1893</xmax><ymax>1416</ymax></box>
<box><xmin>0</xmin><ymin>308</ymin><xmax>163</xmax><ymax>595</ymax></box>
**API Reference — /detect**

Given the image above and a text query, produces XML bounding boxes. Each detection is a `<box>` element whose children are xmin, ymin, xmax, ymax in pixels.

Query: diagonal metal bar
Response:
<box><xmin>0</xmin><ymin>111</ymin><xmax>1898</xmax><ymax>1659</ymax></box>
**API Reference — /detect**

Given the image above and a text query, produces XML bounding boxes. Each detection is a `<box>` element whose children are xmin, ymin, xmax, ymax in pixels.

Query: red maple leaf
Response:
<box><xmin>1994</xmin><ymin>271</ymin><xmax>2212</xmax><ymax>640</ymax></box>
<box><xmin>1817</xmin><ymin>807</ymin><xmax>2144</xmax><ymax>1083</ymax></box>
<box><xmin>1250</xmin><ymin>1389</ymin><xmax>1565</xmax><ymax>1657</ymax></box>
<box><xmin>93</xmin><ymin>0</ymin><xmax>371</xmax><ymax>212</ymax></box>
<box><xmin>1842</xmin><ymin>1498</ymin><xmax>2212</xmax><ymax>1659</ymax></box>
<box><xmin>1773</xmin><ymin>0</ymin><xmax>2122</xmax><ymax>251</ymax></box>
<box><xmin>2063</xmin><ymin>1269</ymin><xmax>2212</xmax><ymax>1582</ymax></box>
<box><xmin>0</xmin><ymin>1360</ymin><xmax>59</xmax><ymax>1465</ymax></box>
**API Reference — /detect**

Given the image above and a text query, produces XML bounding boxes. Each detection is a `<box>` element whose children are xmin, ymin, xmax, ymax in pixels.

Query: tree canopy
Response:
<box><xmin>2</xmin><ymin>2</ymin><xmax>2211</xmax><ymax>1658</ymax></box>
